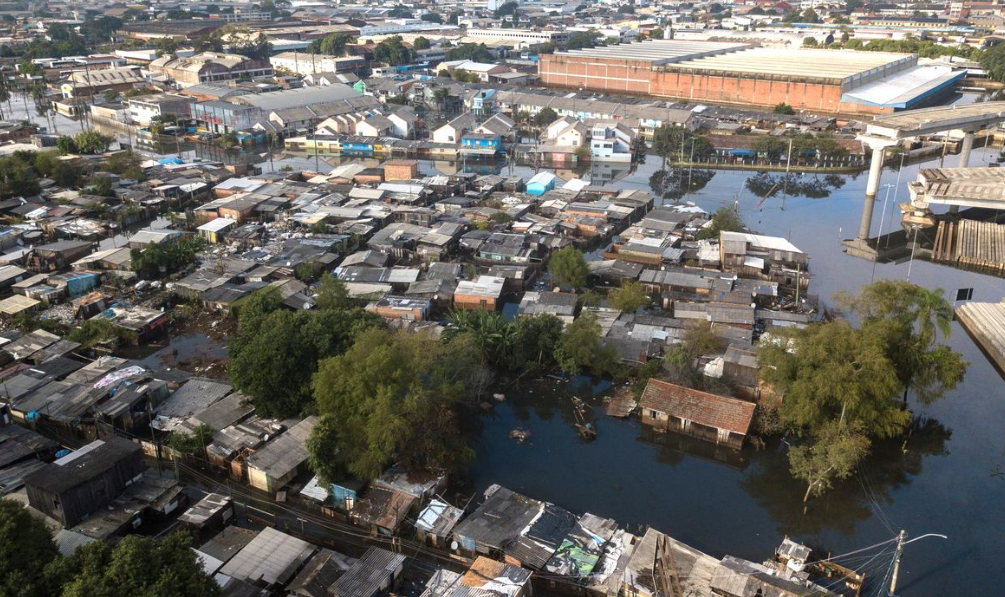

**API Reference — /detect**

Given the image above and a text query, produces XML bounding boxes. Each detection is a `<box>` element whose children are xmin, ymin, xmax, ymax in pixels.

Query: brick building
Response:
<box><xmin>540</xmin><ymin>41</ymin><xmax>964</xmax><ymax>115</ymax></box>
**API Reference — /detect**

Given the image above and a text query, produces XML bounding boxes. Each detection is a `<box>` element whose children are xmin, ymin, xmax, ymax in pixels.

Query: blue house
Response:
<box><xmin>526</xmin><ymin>171</ymin><xmax>558</xmax><ymax>196</ymax></box>
<box><xmin>460</xmin><ymin>133</ymin><xmax>501</xmax><ymax>156</ymax></box>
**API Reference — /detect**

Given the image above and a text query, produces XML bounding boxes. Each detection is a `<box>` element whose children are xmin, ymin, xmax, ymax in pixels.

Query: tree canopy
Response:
<box><xmin>60</xmin><ymin>532</ymin><xmax>219</xmax><ymax>597</ymax></box>
<box><xmin>555</xmin><ymin>311</ymin><xmax>619</xmax><ymax>376</ymax></box>
<box><xmin>373</xmin><ymin>35</ymin><xmax>411</xmax><ymax>65</ymax></box>
<box><xmin>228</xmin><ymin>289</ymin><xmax>382</xmax><ymax>418</ymax></box>
<box><xmin>760</xmin><ymin>281</ymin><xmax>968</xmax><ymax>508</ymax></box>
<box><xmin>609</xmin><ymin>281</ymin><xmax>649</xmax><ymax>313</ymax></box>
<box><xmin>308</xmin><ymin>32</ymin><xmax>354</xmax><ymax>56</ymax></box>
<box><xmin>0</xmin><ymin>501</ymin><xmax>218</xmax><ymax>597</ymax></box>
<box><xmin>130</xmin><ymin>236</ymin><xmax>206</xmax><ymax>279</ymax></box>
<box><xmin>0</xmin><ymin>499</ymin><xmax>61</xmax><ymax>597</ymax></box>
<box><xmin>309</xmin><ymin>328</ymin><xmax>477</xmax><ymax>481</ymax></box>
<box><xmin>534</xmin><ymin>107</ymin><xmax>559</xmax><ymax>127</ymax></box>
<box><xmin>652</xmin><ymin>125</ymin><xmax>714</xmax><ymax>161</ymax></box>
<box><xmin>696</xmin><ymin>205</ymin><xmax>745</xmax><ymax>240</ymax></box>
<box><xmin>444</xmin><ymin>43</ymin><xmax>494</xmax><ymax>62</ymax></box>
<box><xmin>548</xmin><ymin>246</ymin><xmax>589</xmax><ymax>290</ymax></box>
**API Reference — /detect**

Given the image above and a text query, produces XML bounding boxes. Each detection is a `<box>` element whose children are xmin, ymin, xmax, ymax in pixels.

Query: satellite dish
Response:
<box><xmin>450</xmin><ymin>541</ymin><xmax>459</xmax><ymax>551</ymax></box>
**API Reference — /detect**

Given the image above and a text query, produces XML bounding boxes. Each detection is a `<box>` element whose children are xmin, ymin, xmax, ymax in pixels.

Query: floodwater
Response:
<box><xmin>115</xmin><ymin>88</ymin><xmax>1005</xmax><ymax>594</ymax></box>
<box><xmin>464</xmin><ymin>147</ymin><xmax>1005</xmax><ymax>596</ymax></box>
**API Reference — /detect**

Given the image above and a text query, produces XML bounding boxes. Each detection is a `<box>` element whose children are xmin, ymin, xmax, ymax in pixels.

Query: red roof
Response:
<box><xmin>639</xmin><ymin>379</ymin><xmax>755</xmax><ymax>435</ymax></box>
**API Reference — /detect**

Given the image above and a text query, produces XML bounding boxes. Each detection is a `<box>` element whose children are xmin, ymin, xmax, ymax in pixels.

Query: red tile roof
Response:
<box><xmin>639</xmin><ymin>379</ymin><xmax>755</xmax><ymax>435</ymax></box>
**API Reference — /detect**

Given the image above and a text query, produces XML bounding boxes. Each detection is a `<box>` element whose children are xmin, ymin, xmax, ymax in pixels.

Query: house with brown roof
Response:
<box><xmin>638</xmin><ymin>379</ymin><xmax>755</xmax><ymax>449</ymax></box>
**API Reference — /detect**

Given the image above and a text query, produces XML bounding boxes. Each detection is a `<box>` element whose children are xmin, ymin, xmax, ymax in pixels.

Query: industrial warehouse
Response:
<box><xmin>539</xmin><ymin>40</ymin><xmax>966</xmax><ymax>115</ymax></box>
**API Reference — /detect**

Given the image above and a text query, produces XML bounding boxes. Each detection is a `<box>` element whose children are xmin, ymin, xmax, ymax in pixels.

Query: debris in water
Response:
<box><xmin>509</xmin><ymin>428</ymin><xmax>531</xmax><ymax>442</ymax></box>
<box><xmin>493</xmin><ymin>393</ymin><xmax>506</xmax><ymax>402</ymax></box>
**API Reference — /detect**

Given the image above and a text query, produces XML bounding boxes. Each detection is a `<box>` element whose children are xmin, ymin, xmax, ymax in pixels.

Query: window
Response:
<box><xmin>649</xmin><ymin>409</ymin><xmax>659</xmax><ymax>419</ymax></box>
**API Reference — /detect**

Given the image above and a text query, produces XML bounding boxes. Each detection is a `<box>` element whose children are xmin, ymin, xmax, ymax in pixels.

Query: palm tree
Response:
<box><xmin>907</xmin><ymin>287</ymin><xmax>953</xmax><ymax>345</ymax></box>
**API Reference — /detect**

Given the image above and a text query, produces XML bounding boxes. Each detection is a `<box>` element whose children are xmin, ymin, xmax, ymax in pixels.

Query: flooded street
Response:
<box><xmin>118</xmin><ymin>90</ymin><xmax>1005</xmax><ymax>594</ymax></box>
<box><xmin>466</xmin><ymin>147</ymin><xmax>1005</xmax><ymax>597</ymax></box>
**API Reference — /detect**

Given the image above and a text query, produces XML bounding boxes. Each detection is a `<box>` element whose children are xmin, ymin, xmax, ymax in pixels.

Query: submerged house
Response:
<box><xmin>638</xmin><ymin>379</ymin><xmax>755</xmax><ymax>449</ymax></box>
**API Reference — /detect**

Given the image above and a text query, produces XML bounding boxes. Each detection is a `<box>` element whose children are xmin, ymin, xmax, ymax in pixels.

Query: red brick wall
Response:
<box><xmin>539</xmin><ymin>55</ymin><xmax>894</xmax><ymax>115</ymax></box>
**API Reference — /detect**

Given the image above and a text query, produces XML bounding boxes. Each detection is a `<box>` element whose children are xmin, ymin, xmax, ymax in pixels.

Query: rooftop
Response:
<box><xmin>555</xmin><ymin>40</ymin><xmax>751</xmax><ymax>66</ymax></box>
<box><xmin>219</xmin><ymin>527</ymin><xmax>317</xmax><ymax>586</ymax></box>
<box><xmin>639</xmin><ymin>379</ymin><xmax>755</xmax><ymax>436</ymax></box>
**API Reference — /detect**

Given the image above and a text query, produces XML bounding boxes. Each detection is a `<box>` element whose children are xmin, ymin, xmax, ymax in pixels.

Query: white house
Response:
<box><xmin>544</xmin><ymin>116</ymin><xmax>588</xmax><ymax>148</ymax></box>
<box><xmin>432</xmin><ymin>113</ymin><xmax>478</xmax><ymax>144</ymax></box>
<box><xmin>356</xmin><ymin>114</ymin><xmax>393</xmax><ymax>137</ymax></box>
<box><xmin>590</xmin><ymin>122</ymin><xmax>636</xmax><ymax>162</ymax></box>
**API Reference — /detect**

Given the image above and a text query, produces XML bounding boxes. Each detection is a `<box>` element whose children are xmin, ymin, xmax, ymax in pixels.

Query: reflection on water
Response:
<box><xmin>468</xmin><ymin>141</ymin><xmax>1005</xmax><ymax>596</ymax></box>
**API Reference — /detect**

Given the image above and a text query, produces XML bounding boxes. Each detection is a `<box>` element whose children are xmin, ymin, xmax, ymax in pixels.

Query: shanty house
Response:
<box><xmin>638</xmin><ymin>379</ymin><xmax>755</xmax><ymax>449</ymax></box>
<box><xmin>330</xmin><ymin>547</ymin><xmax>406</xmax><ymax>597</ymax></box>
<box><xmin>246</xmin><ymin>416</ymin><xmax>317</xmax><ymax>493</ymax></box>
<box><xmin>218</xmin><ymin>527</ymin><xmax>317</xmax><ymax>588</ymax></box>
<box><xmin>452</xmin><ymin>484</ymin><xmax>544</xmax><ymax>557</ymax></box>
<box><xmin>453</xmin><ymin>275</ymin><xmax>506</xmax><ymax>311</ymax></box>
<box><xmin>24</xmin><ymin>436</ymin><xmax>144</xmax><ymax>528</ymax></box>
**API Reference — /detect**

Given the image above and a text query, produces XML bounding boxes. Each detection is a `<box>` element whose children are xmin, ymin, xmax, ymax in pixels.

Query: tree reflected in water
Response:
<box><xmin>650</xmin><ymin>167</ymin><xmax>716</xmax><ymax>202</ymax></box>
<box><xmin>740</xmin><ymin>416</ymin><xmax>951</xmax><ymax>537</ymax></box>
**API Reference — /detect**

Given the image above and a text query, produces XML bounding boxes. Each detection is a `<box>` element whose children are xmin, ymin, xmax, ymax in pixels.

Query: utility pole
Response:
<box><xmin>889</xmin><ymin>530</ymin><xmax>908</xmax><ymax>596</ymax></box>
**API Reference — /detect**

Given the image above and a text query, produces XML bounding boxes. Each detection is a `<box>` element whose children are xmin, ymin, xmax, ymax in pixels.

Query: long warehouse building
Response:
<box><xmin>539</xmin><ymin>41</ymin><xmax>965</xmax><ymax>115</ymax></box>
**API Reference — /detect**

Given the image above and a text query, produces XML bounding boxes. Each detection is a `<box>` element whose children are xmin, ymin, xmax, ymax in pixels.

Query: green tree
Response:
<box><xmin>67</xmin><ymin>318</ymin><xmax>124</xmax><ymax>349</ymax></box>
<box><xmin>373</xmin><ymin>35</ymin><xmax>411</xmax><ymax>65</ymax></box>
<box><xmin>56</xmin><ymin>135</ymin><xmax>78</xmax><ymax>154</ymax></box>
<box><xmin>759</xmin><ymin>320</ymin><xmax>910</xmax><ymax>439</ymax></box>
<box><xmin>0</xmin><ymin>498</ymin><xmax>62</xmax><ymax>597</ymax></box>
<box><xmin>168</xmin><ymin>424</ymin><xmax>215</xmax><ymax>456</ymax></box>
<box><xmin>981</xmin><ymin>43</ymin><xmax>1005</xmax><ymax>82</ymax></box>
<box><xmin>412</xmin><ymin>36</ymin><xmax>431</xmax><ymax>51</ymax></box>
<box><xmin>310</xmin><ymin>328</ymin><xmax>477</xmax><ymax>481</ymax></box>
<box><xmin>60</xmin><ymin>532</ymin><xmax>219</xmax><ymax>597</ymax></box>
<box><xmin>835</xmin><ymin>280</ymin><xmax>967</xmax><ymax>404</ymax></box>
<box><xmin>73</xmin><ymin>130</ymin><xmax>113</xmax><ymax>154</ymax></box>
<box><xmin>388</xmin><ymin>5</ymin><xmax>413</xmax><ymax>18</ymax></box>
<box><xmin>696</xmin><ymin>205</ymin><xmax>745</xmax><ymax>240</ymax></box>
<box><xmin>130</xmin><ymin>236</ymin><xmax>205</xmax><ymax>278</ymax></box>
<box><xmin>309</xmin><ymin>32</ymin><xmax>354</xmax><ymax>56</ymax></box>
<box><xmin>802</xmin><ymin>37</ymin><xmax>818</xmax><ymax>47</ymax></box>
<box><xmin>555</xmin><ymin>311</ymin><xmax>618</xmax><ymax>376</ymax></box>
<box><xmin>444</xmin><ymin>43</ymin><xmax>494</xmax><ymax>62</ymax></box>
<box><xmin>548</xmin><ymin>245</ymin><xmax>588</xmax><ymax>290</ymax></box>
<box><xmin>534</xmin><ymin>107</ymin><xmax>559</xmax><ymax>127</ymax></box>
<box><xmin>511</xmin><ymin>314</ymin><xmax>564</xmax><ymax>370</ymax></box>
<box><xmin>229</xmin><ymin>291</ymin><xmax>381</xmax><ymax>417</ymax></box>
<box><xmin>443</xmin><ymin>309</ymin><xmax>516</xmax><ymax>366</ymax></box>
<box><xmin>0</xmin><ymin>154</ymin><xmax>41</xmax><ymax>197</ymax></box>
<box><xmin>315</xmin><ymin>273</ymin><xmax>352</xmax><ymax>310</ymax></box>
<box><xmin>773</xmin><ymin>102</ymin><xmax>795</xmax><ymax>114</ymax></box>
<box><xmin>420</xmin><ymin>12</ymin><xmax>443</xmax><ymax>23</ymax></box>
<box><xmin>664</xmin><ymin>321</ymin><xmax>724</xmax><ymax>389</ymax></box>
<box><xmin>87</xmin><ymin>174</ymin><xmax>115</xmax><ymax>197</ymax></box>
<box><xmin>294</xmin><ymin>258</ymin><xmax>324</xmax><ymax>283</ymax></box>
<box><xmin>789</xmin><ymin>421</ymin><xmax>870</xmax><ymax>512</ymax></box>
<box><xmin>609</xmin><ymin>280</ymin><xmax>649</xmax><ymax>313</ymax></box>
<box><xmin>102</xmin><ymin>89</ymin><xmax>119</xmax><ymax>103</ymax></box>
<box><xmin>494</xmin><ymin>1</ymin><xmax>518</xmax><ymax>17</ymax></box>
<box><xmin>652</xmin><ymin>125</ymin><xmax>714</xmax><ymax>161</ymax></box>
<box><xmin>566</xmin><ymin>29</ymin><xmax>603</xmax><ymax>50</ymax></box>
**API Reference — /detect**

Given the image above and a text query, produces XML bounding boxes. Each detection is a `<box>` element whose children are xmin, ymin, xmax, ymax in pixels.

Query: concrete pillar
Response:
<box><xmin>959</xmin><ymin>131</ymin><xmax>975</xmax><ymax>167</ymax></box>
<box><xmin>950</xmin><ymin>131</ymin><xmax>975</xmax><ymax>215</ymax></box>
<box><xmin>858</xmin><ymin>144</ymin><xmax>887</xmax><ymax>241</ymax></box>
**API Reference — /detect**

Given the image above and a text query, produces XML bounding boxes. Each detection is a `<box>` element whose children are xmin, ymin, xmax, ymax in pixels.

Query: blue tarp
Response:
<box><xmin>729</xmin><ymin>149</ymin><xmax>755</xmax><ymax>157</ymax></box>
<box><xmin>158</xmin><ymin>157</ymin><xmax>184</xmax><ymax>165</ymax></box>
